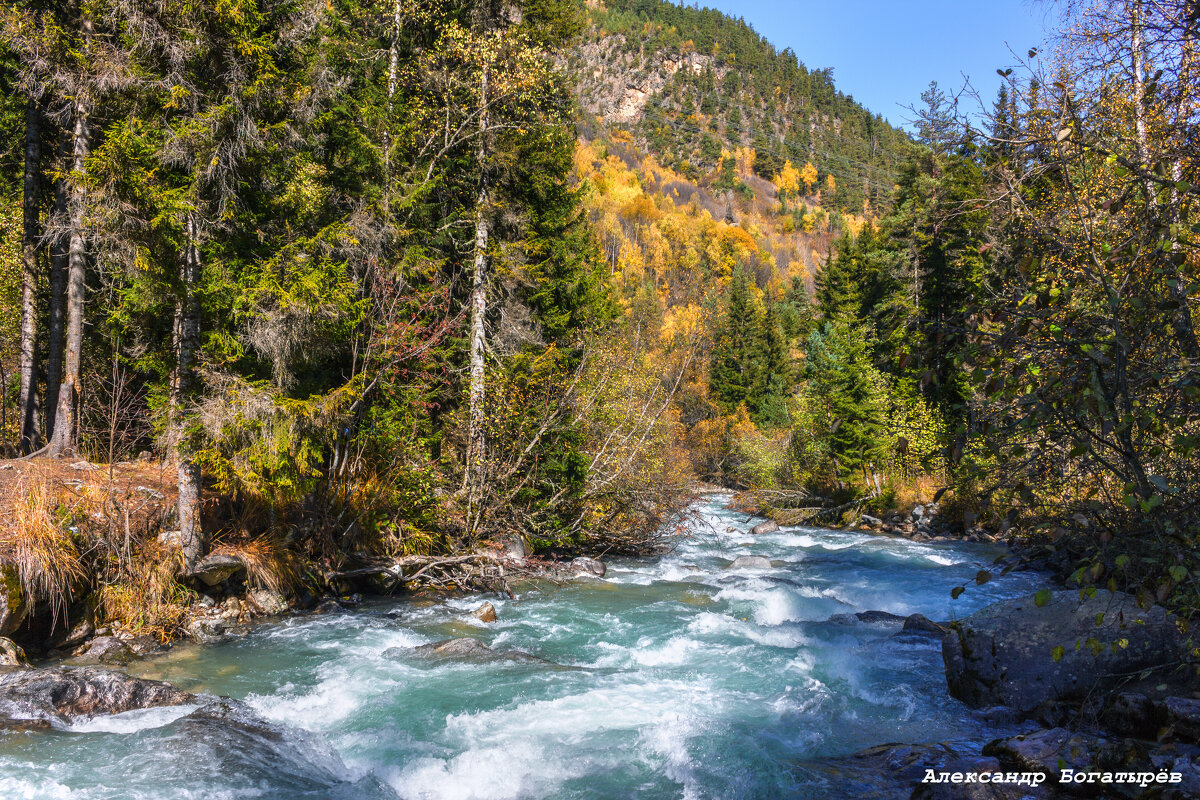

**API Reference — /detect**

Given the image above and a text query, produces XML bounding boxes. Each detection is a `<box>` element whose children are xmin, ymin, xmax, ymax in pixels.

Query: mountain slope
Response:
<box><xmin>567</xmin><ymin>0</ymin><xmax>912</xmax><ymax>215</ymax></box>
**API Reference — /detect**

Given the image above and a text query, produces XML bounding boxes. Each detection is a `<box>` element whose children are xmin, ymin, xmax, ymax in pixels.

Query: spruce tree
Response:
<box><xmin>709</xmin><ymin>264</ymin><xmax>765</xmax><ymax>413</ymax></box>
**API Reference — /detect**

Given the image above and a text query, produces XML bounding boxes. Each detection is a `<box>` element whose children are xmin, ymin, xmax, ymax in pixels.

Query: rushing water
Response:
<box><xmin>0</xmin><ymin>495</ymin><xmax>1047</xmax><ymax>800</ymax></box>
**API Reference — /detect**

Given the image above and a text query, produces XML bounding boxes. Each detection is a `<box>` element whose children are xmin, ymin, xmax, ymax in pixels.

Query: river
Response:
<box><xmin>0</xmin><ymin>495</ymin><xmax>1046</xmax><ymax>799</ymax></box>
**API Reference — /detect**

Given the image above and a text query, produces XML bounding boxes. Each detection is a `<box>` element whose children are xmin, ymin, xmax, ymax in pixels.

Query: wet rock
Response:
<box><xmin>902</xmin><ymin>613</ymin><xmax>948</xmax><ymax>635</ymax></box>
<box><xmin>469</xmin><ymin>602</ymin><xmax>498</xmax><ymax>623</ymax></box>
<box><xmin>168</xmin><ymin>699</ymin><xmax>372</xmax><ymax>794</ymax></box>
<box><xmin>183</xmin><ymin>616</ymin><xmax>227</xmax><ymax>644</ymax></box>
<box><xmin>570</xmin><ymin>557</ymin><xmax>606</xmax><ymax>578</ymax></box>
<box><xmin>184</xmin><ymin>554</ymin><xmax>245</xmax><ymax>587</ymax></box>
<box><xmin>0</xmin><ymin>637</ymin><xmax>28</xmax><ymax>667</ymax></box>
<box><xmin>0</xmin><ymin>666</ymin><xmax>192</xmax><ymax>725</ymax></box>
<box><xmin>910</xmin><ymin>780</ymin><xmax>1040</xmax><ymax>800</ymax></box>
<box><xmin>855</xmin><ymin>610</ymin><xmax>906</xmax><ymax>624</ymax></box>
<box><xmin>0</xmin><ymin>563</ymin><xmax>28</xmax><ymax>636</ymax></box>
<box><xmin>246</xmin><ymin>589</ymin><xmax>288</xmax><ymax>616</ymax></box>
<box><xmin>812</xmin><ymin>742</ymin><xmax>1025</xmax><ymax>800</ymax></box>
<box><xmin>860</xmin><ymin>515</ymin><xmax>882</xmax><ymax>528</ymax></box>
<box><xmin>983</xmin><ymin>727</ymin><xmax>1129</xmax><ymax>790</ymax></box>
<box><xmin>401</xmin><ymin>637</ymin><xmax>560</xmax><ymax>666</ymax></box>
<box><xmin>313</xmin><ymin>598</ymin><xmax>343</xmax><ymax>614</ymax></box>
<box><xmin>1104</xmin><ymin>693</ymin><xmax>1200</xmax><ymax>744</ymax></box>
<box><xmin>72</xmin><ymin>636</ymin><xmax>138</xmax><ymax>665</ymax></box>
<box><xmin>124</xmin><ymin>634</ymin><xmax>170</xmax><ymax>657</ymax></box>
<box><xmin>724</xmin><ymin>555</ymin><xmax>773</xmax><ymax>570</ymax></box>
<box><xmin>1166</xmin><ymin>696</ymin><xmax>1200</xmax><ymax>744</ymax></box>
<box><xmin>750</xmin><ymin>520</ymin><xmax>780</xmax><ymax>535</ymax></box>
<box><xmin>1148</xmin><ymin>744</ymin><xmax>1200</xmax><ymax>798</ymax></box>
<box><xmin>1102</xmin><ymin>692</ymin><xmax>1160</xmax><ymax>739</ymax></box>
<box><xmin>942</xmin><ymin>589</ymin><xmax>1189</xmax><ymax>713</ymax></box>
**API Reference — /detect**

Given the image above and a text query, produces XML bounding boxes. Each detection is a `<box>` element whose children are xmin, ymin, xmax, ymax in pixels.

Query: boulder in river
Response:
<box><xmin>183</xmin><ymin>616</ymin><xmax>228</xmax><ymax>644</ymax></box>
<box><xmin>943</xmin><ymin>589</ymin><xmax>1189</xmax><ymax>713</ymax></box>
<box><xmin>469</xmin><ymin>602</ymin><xmax>498</xmax><ymax>623</ymax></box>
<box><xmin>400</xmin><ymin>637</ymin><xmax>563</xmax><ymax>667</ymax></box>
<box><xmin>0</xmin><ymin>666</ymin><xmax>193</xmax><ymax>727</ymax></box>
<box><xmin>724</xmin><ymin>555</ymin><xmax>773</xmax><ymax>570</ymax></box>
<box><xmin>570</xmin><ymin>557</ymin><xmax>606</xmax><ymax>578</ymax></box>
<box><xmin>72</xmin><ymin>636</ymin><xmax>138</xmax><ymax>665</ymax></box>
<box><xmin>750</xmin><ymin>520</ymin><xmax>780</xmax><ymax>535</ymax></box>
<box><xmin>855</xmin><ymin>610</ymin><xmax>906</xmax><ymax>624</ymax></box>
<box><xmin>183</xmin><ymin>554</ymin><xmax>245</xmax><ymax>587</ymax></box>
<box><xmin>901</xmin><ymin>613</ymin><xmax>947</xmax><ymax>635</ymax></box>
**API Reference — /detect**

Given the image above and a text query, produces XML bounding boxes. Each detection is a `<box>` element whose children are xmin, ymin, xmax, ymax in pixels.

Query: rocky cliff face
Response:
<box><xmin>571</xmin><ymin>35</ymin><xmax>724</xmax><ymax>126</ymax></box>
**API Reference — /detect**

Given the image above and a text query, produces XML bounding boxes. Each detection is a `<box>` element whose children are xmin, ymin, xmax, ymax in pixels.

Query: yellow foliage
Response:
<box><xmin>774</xmin><ymin>159</ymin><xmax>800</xmax><ymax>197</ymax></box>
<box><xmin>800</xmin><ymin>162</ymin><xmax>818</xmax><ymax>194</ymax></box>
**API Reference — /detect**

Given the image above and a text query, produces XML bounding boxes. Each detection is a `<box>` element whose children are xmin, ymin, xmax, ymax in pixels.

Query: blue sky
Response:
<box><xmin>703</xmin><ymin>0</ymin><xmax>1054</xmax><ymax>128</ymax></box>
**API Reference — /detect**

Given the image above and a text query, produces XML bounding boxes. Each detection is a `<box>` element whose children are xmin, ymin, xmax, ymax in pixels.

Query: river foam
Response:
<box><xmin>0</xmin><ymin>495</ymin><xmax>1045</xmax><ymax>799</ymax></box>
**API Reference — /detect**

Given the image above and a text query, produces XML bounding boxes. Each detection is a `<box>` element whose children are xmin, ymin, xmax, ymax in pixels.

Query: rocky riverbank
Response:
<box><xmin>820</xmin><ymin>585</ymin><xmax>1200</xmax><ymax>799</ymax></box>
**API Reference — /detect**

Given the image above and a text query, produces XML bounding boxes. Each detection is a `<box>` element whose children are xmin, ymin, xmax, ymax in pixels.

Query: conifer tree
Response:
<box><xmin>709</xmin><ymin>264</ymin><xmax>764</xmax><ymax>413</ymax></box>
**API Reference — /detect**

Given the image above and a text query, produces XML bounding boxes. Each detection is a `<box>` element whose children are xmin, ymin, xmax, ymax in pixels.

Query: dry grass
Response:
<box><xmin>4</xmin><ymin>476</ymin><xmax>86</xmax><ymax>627</ymax></box>
<box><xmin>213</xmin><ymin>535</ymin><xmax>299</xmax><ymax>595</ymax></box>
<box><xmin>97</xmin><ymin>542</ymin><xmax>193</xmax><ymax>639</ymax></box>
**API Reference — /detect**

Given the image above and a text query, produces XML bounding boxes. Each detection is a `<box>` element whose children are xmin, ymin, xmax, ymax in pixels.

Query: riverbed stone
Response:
<box><xmin>72</xmin><ymin>636</ymin><xmax>138</xmax><ymax>665</ymax></box>
<box><xmin>183</xmin><ymin>616</ymin><xmax>227</xmax><ymax>644</ymax></box>
<box><xmin>184</xmin><ymin>554</ymin><xmax>245</xmax><ymax>587</ymax></box>
<box><xmin>750</xmin><ymin>520</ymin><xmax>780</xmax><ymax>535</ymax></box>
<box><xmin>404</xmin><ymin>637</ymin><xmax>559</xmax><ymax>666</ymax></box>
<box><xmin>0</xmin><ymin>667</ymin><xmax>192</xmax><ymax>724</ymax></box>
<box><xmin>247</xmin><ymin>589</ymin><xmax>288</xmax><ymax>616</ymax></box>
<box><xmin>725</xmin><ymin>555</ymin><xmax>773</xmax><ymax>570</ymax></box>
<box><xmin>942</xmin><ymin>589</ymin><xmax>1189</xmax><ymax>713</ymax></box>
<box><xmin>902</xmin><ymin>613</ymin><xmax>947</xmax><ymax>635</ymax></box>
<box><xmin>570</xmin><ymin>557</ymin><xmax>607</xmax><ymax>577</ymax></box>
<box><xmin>856</xmin><ymin>610</ymin><xmax>906</xmax><ymax>624</ymax></box>
<box><xmin>469</xmin><ymin>602</ymin><xmax>498</xmax><ymax>623</ymax></box>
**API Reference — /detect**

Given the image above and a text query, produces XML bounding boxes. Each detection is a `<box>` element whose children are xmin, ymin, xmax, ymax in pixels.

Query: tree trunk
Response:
<box><xmin>45</xmin><ymin>179</ymin><xmax>68</xmax><ymax>436</ymax></box>
<box><xmin>464</xmin><ymin>66</ymin><xmax>491</xmax><ymax>503</ymax></box>
<box><xmin>47</xmin><ymin>98</ymin><xmax>89</xmax><ymax>458</ymax></box>
<box><xmin>18</xmin><ymin>99</ymin><xmax>41</xmax><ymax>453</ymax></box>
<box><xmin>176</xmin><ymin>212</ymin><xmax>204</xmax><ymax>572</ymax></box>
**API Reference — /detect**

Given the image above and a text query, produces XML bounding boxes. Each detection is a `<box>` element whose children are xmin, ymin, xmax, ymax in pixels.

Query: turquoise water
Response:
<box><xmin>0</xmin><ymin>495</ymin><xmax>1044</xmax><ymax>799</ymax></box>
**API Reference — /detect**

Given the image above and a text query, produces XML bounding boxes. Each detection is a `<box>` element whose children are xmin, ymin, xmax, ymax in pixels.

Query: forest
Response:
<box><xmin>0</xmin><ymin>0</ymin><xmax>1197</xmax><ymax>641</ymax></box>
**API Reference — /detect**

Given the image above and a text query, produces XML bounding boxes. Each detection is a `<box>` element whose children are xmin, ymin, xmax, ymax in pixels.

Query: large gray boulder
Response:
<box><xmin>750</xmin><ymin>520</ymin><xmax>780</xmax><ymax>535</ymax></box>
<box><xmin>0</xmin><ymin>667</ymin><xmax>193</xmax><ymax>727</ymax></box>
<box><xmin>943</xmin><ymin>589</ymin><xmax>1189</xmax><ymax>713</ymax></box>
